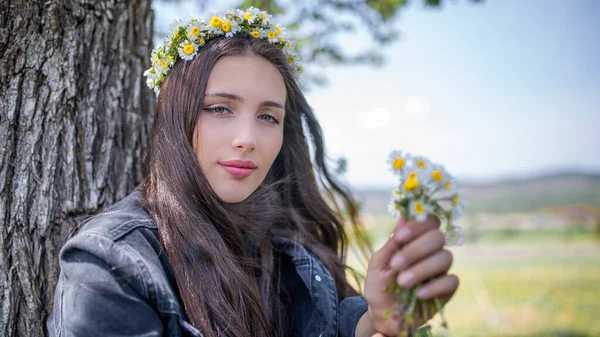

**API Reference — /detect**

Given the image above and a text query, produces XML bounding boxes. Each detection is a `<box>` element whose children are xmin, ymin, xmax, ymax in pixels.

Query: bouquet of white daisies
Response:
<box><xmin>384</xmin><ymin>150</ymin><xmax>467</xmax><ymax>337</ymax></box>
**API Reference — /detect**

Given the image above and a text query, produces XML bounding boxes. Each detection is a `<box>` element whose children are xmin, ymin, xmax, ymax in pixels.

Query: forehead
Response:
<box><xmin>205</xmin><ymin>55</ymin><xmax>287</xmax><ymax>103</ymax></box>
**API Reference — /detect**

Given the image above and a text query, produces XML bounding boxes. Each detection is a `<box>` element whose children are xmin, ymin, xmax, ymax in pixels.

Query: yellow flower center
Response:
<box><xmin>222</xmin><ymin>22</ymin><xmax>231</xmax><ymax>32</ymax></box>
<box><xmin>408</xmin><ymin>172</ymin><xmax>418</xmax><ymax>180</ymax></box>
<box><xmin>432</xmin><ymin>170</ymin><xmax>443</xmax><ymax>182</ymax></box>
<box><xmin>394</xmin><ymin>202</ymin><xmax>401</xmax><ymax>211</ymax></box>
<box><xmin>392</xmin><ymin>188</ymin><xmax>401</xmax><ymax>197</ymax></box>
<box><xmin>417</xmin><ymin>160</ymin><xmax>426</xmax><ymax>168</ymax></box>
<box><xmin>288</xmin><ymin>56</ymin><xmax>296</xmax><ymax>63</ymax></box>
<box><xmin>210</xmin><ymin>17</ymin><xmax>222</xmax><ymax>28</ymax></box>
<box><xmin>267</xmin><ymin>31</ymin><xmax>276</xmax><ymax>39</ymax></box>
<box><xmin>196</xmin><ymin>37</ymin><xmax>205</xmax><ymax>45</ymax></box>
<box><xmin>173</xmin><ymin>31</ymin><xmax>179</xmax><ymax>39</ymax></box>
<box><xmin>453</xmin><ymin>194</ymin><xmax>460</xmax><ymax>205</ymax></box>
<box><xmin>275</xmin><ymin>27</ymin><xmax>282</xmax><ymax>35</ymax></box>
<box><xmin>244</xmin><ymin>13</ymin><xmax>253</xmax><ymax>21</ymax></box>
<box><xmin>167</xmin><ymin>56</ymin><xmax>172</xmax><ymax>62</ymax></box>
<box><xmin>392</xmin><ymin>158</ymin><xmax>404</xmax><ymax>170</ymax></box>
<box><xmin>445</xmin><ymin>181</ymin><xmax>452</xmax><ymax>189</ymax></box>
<box><xmin>190</xmin><ymin>26</ymin><xmax>201</xmax><ymax>36</ymax></box>
<box><xmin>414</xmin><ymin>202</ymin><xmax>424</xmax><ymax>214</ymax></box>
<box><xmin>404</xmin><ymin>178</ymin><xmax>419</xmax><ymax>192</ymax></box>
<box><xmin>183</xmin><ymin>44</ymin><xmax>195</xmax><ymax>55</ymax></box>
<box><xmin>261</xmin><ymin>13</ymin><xmax>267</xmax><ymax>19</ymax></box>
<box><xmin>278</xmin><ymin>37</ymin><xmax>285</xmax><ymax>42</ymax></box>
<box><xmin>251</xmin><ymin>31</ymin><xmax>260</xmax><ymax>38</ymax></box>
<box><xmin>160</xmin><ymin>59</ymin><xmax>167</xmax><ymax>68</ymax></box>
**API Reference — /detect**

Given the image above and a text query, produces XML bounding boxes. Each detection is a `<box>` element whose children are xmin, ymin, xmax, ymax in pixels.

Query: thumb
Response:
<box><xmin>370</xmin><ymin>218</ymin><xmax>409</xmax><ymax>270</ymax></box>
<box><xmin>371</xmin><ymin>334</ymin><xmax>387</xmax><ymax>337</ymax></box>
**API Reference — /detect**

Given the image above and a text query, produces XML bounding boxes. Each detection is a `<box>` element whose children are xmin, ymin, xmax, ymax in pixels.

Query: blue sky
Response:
<box><xmin>154</xmin><ymin>0</ymin><xmax>600</xmax><ymax>188</ymax></box>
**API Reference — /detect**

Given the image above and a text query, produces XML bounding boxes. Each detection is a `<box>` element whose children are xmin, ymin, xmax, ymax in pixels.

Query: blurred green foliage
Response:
<box><xmin>156</xmin><ymin>0</ymin><xmax>483</xmax><ymax>85</ymax></box>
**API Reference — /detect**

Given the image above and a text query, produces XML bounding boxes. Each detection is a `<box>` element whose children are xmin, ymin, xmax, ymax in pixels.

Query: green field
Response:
<box><xmin>347</xmin><ymin>218</ymin><xmax>600</xmax><ymax>337</ymax></box>
<box><xmin>432</xmin><ymin>241</ymin><xmax>600</xmax><ymax>337</ymax></box>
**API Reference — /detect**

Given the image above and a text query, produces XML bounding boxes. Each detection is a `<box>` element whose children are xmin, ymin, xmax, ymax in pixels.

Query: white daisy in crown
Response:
<box><xmin>274</xmin><ymin>23</ymin><xmax>285</xmax><ymax>36</ymax></box>
<box><xmin>223</xmin><ymin>18</ymin><xmax>241</xmax><ymax>37</ymax></box>
<box><xmin>243</xmin><ymin>7</ymin><xmax>261</xmax><ymax>24</ymax></box>
<box><xmin>227</xmin><ymin>8</ymin><xmax>245</xmax><ymax>20</ymax></box>
<box><xmin>207</xmin><ymin>14</ymin><xmax>224</xmax><ymax>35</ymax></box>
<box><xmin>187</xmin><ymin>23</ymin><xmax>204</xmax><ymax>40</ymax></box>
<box><xmin>266</xmin><ymin>29</ymin><xmax>279</xmax><ymax>43</ymax></box>
<box><xmin>169</xmin><ymin>18</ymin><xmax>186</xmax><ymax>32</ymax></box>
<box><xmin>178</xmin><ymin>40</ymin><xmax>198</xmax><ymax>60</ymax></box>
<box><xmin>259</xmin><ymin>10</ymin><xmax>272</xmax><ymax>23</ymax></box>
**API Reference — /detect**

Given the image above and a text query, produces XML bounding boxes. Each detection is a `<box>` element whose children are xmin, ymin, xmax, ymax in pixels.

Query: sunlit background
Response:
<box><xmin>154</xmin><ymin>1</ymin><xmax>599</xmax><ymax>336</ymax></box>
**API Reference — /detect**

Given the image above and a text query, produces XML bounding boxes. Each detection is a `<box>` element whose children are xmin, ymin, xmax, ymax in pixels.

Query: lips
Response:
<box><xmin>219</xmin><ymin>159</ymin><xmax>257</xmax><ymax>179</ymax></box>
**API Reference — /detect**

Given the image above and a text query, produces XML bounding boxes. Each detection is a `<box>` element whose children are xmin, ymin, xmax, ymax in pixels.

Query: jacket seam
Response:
<box><xmin>108</xmin><ymin>219</ymin><xmax>157</xmax><ymax>241</ymax></box>
<box><xmin>117</xmin><ymin>238</ymin><xmax>184</xmax><ymax>316</ymax></box>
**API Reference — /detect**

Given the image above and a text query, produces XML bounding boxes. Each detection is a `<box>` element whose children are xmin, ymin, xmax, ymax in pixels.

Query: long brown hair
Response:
<box><xmin>141</xmin><ymin>35</ymin><xmax>370</xmax><ymax>337</ymax></box>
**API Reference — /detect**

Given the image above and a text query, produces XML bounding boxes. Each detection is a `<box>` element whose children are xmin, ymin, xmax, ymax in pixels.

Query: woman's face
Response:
<box><xmin>193</xmin><ymin>55</ymin><xmax>286</xmax><ymax>203</ymax></box>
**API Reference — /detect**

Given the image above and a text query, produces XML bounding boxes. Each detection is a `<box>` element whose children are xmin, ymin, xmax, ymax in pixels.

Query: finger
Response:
<box><xmin>371</xmin><ymin>334</ymin><xmax>386</xmax><ymax>337</ymax></box>
<box><xmin>396</xmin><ymin>249</ymin><xmax>453</xmax><ymax>288</ymax></box>
<box><xmin>416</xmin><ymin>274</ymin><xmax>459</xmax><ymax>300</ymax></box>
<box><xmin>392</xmin><ymin>214</ymin><xmax>441</xmax><ymax>245</ymax></box>
<box><xmin>369</xmin><ymin>218</ymin><xmax>409</xmax><ymax>269</ymax></box>
<box><xmin>389</xmin><ymin>228</ymin><xmax>445</xmax><ymax>270</ymax></box>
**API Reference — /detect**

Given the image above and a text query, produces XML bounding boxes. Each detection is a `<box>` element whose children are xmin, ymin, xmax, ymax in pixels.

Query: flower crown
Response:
<box><xmin>143</xmin><ymin>7</ymin><xmax>300</xmax><ymax>94</ymax></box>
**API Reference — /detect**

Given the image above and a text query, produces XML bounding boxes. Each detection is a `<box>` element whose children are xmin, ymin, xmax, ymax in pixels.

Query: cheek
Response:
<box><xmin>192</xmin><ymin>124</ymin><xmax>204</xmax><ymax>161</ymax></box>
<box><xmin>193</xmin><ymin>117</ymin><xmax>225</xmax><ymax>160</ymax></box>
<box><xmin>193</xmin><ymin>122</ymin><xmax>217</xmax><ymax>168</ymax></box>
<box><xmin>266</xmin><ymin>130</ymin><xmax>284</xmax><ymax>161</ymax></box>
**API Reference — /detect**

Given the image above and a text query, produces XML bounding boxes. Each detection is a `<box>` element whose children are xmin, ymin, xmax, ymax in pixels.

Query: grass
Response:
<box><xmin>346</xmin><ymin>216</ymin><xmax>600</xmax><ymax>337</ymax></box>
<box><xmin>431</xmin><ymin>241</ymin><xmax>600</xmax><ymax>337</ymax></box>
<box><xmin>465</xmin><ymin>228</ymin><xmax>598</xmax><ymax>244</ymax></box>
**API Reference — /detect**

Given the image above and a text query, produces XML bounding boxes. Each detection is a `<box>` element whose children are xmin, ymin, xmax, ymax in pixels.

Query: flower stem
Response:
<box><xmin>434</xmin><ymin>298</ymin><xmax>448</xmax><ymax>329</ymax></box>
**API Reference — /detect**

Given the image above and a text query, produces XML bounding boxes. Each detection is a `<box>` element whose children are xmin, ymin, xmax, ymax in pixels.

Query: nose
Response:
<box><xmin>231</xmin><ymin>115</ymin><xmax>257</xmax><ymax>152</ymax></box>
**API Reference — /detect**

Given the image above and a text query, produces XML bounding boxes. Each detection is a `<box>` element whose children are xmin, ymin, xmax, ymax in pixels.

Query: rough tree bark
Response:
<box><xmin>0</xmin><ymin>0</ymin><xmax>155</xmax><ymax>336</ymax></box>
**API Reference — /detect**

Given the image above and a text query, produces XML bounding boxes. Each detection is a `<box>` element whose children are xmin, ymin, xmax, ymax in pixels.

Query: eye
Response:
<box><xmin>203</xmin><ymin>105</ymin><xmax>231</xmax><ymax>115</ymax></box>
<box><xmin>258</xmin><ymin>113</ymin><xmax>280</xmax><ymax>124</ymax></box>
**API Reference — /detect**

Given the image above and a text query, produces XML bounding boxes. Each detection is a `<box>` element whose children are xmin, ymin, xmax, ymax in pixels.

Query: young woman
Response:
<box><xmin>48</xmin><ymin>8</ymin><xmax>458</xmax><ymax>337</ymax></box>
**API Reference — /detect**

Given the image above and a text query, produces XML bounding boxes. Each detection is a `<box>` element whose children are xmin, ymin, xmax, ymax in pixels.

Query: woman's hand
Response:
<box><xmin>358</xmin><ymin>215</ymin><xmax>459</xmax><ymax>337</ymax></box>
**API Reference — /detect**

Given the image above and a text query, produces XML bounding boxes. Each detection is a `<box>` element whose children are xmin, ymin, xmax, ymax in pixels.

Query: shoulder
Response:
<box><xmin>49</xmin><ymin>191</ymin><xmax>181</xmax><ymax>336</ymax></box>
<box><xmin>54</xmin><ymin>190</ymin><xmax>184</xmax><ymax>320</ymax></box>
<box><xmin>76</xmin><ymin>189</ymin><xmax>157</xmax><ymax>241</ymax></box>
<box><xmin>58</xmin><ymin>190</ymin><xmax>167</xmax><ymax>297</ymax></box>
<box><xmin>67</xmin><ymin>190</ymin><xmax>161</xmax><ymax>259</ymax></box>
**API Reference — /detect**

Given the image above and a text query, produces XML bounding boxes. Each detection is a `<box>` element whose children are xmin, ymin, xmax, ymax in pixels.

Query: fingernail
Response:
<box><xmin>390</xmin><ymin>255</ymin><xmax>405</xmax><ymax>269</ymax></box>
<box><xmin>417</xmin><ymin>287</ymin><xmax>428</xmax><ymax>298</ymax></box>
<box><xmin>398</xmin><ymin>272</ymin><xmax>414</xmax><ymax>287</ymax></box>
<box><xmin>395</xmin><ymin>228</ymin><xmax>411</xmax><ymax>242</ymax></box>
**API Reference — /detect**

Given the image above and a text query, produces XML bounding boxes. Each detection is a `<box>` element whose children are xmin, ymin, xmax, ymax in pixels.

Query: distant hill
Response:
<box><xmin>352</xmin><ymin>172</ymin><xmax>600</xmax><ymax>215</ymax></box>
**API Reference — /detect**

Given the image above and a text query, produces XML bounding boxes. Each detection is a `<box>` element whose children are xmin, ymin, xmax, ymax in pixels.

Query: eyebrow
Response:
<box><xmin>204</xmin><ymin>92</ymin><xmax>285</xmax><ymax>110</ymax></box>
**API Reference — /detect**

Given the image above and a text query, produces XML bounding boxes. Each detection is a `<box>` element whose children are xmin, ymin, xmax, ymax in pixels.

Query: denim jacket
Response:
<box><xmin>47</xmin><ymin>191</ymin><xmax>368</xmax><ymax>337</ymax></box>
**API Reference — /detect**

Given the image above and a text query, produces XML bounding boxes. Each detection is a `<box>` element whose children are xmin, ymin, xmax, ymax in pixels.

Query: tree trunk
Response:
<box><xmin>0</xmin><ymin>0</ymin><xmax>155</xmax><ymax>336</ymax></box>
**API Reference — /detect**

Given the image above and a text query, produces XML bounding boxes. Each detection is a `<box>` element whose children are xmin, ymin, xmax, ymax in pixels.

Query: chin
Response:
<box><xmin>215</xmin><ymin>187</ymin><xmax>253</xmax><ymax>203</ymax></box>
<box><xmin>220</xmin><ymin>195</ymin><xmax>248</xmax><ymax>203</ymax></box>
